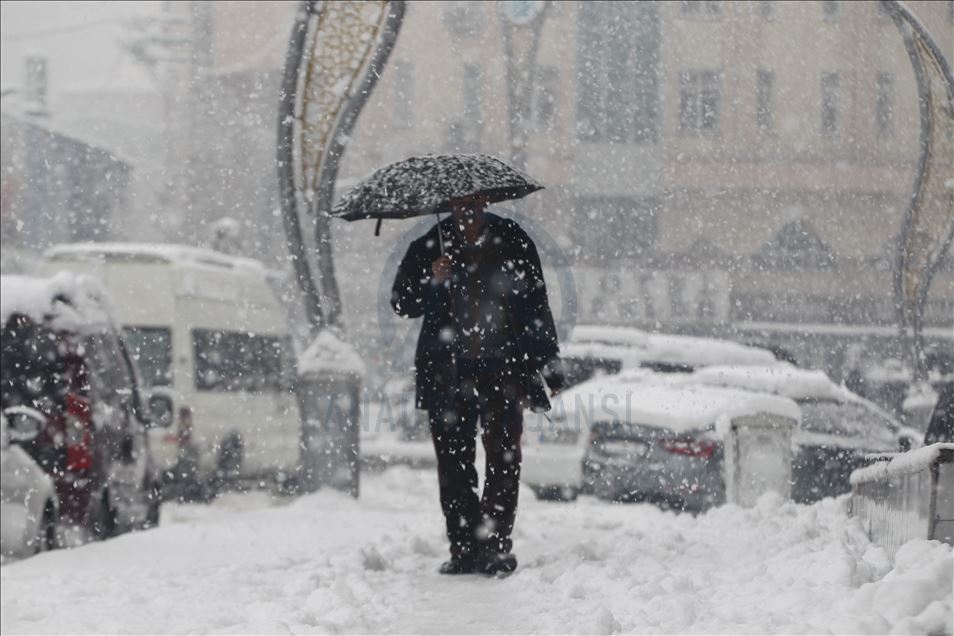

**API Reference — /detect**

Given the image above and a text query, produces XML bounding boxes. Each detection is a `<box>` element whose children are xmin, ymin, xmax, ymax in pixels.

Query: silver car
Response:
<box><xmin>1</xmin><ymin>411</ymin><xmax>59</xmax><ymax>559</ymax></box>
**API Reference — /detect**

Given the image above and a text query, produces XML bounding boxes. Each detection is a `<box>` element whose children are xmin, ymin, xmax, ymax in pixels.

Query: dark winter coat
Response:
<box><xmin>391</xmin><ymin>212</ymin><xmax>563</xmax><ymax>412</ymax></box>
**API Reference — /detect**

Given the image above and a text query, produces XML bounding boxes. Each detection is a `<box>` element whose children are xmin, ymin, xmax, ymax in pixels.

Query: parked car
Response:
<box><xmin>561</xmin><ymin>325</ymin><xmax>778</xmax><ymax>388</ymax></box>
<box><xmin>0</xmin><ymin>272</ymin><xmax>164</xmax><ymax>541</ymax></box>
<box><xmin>560</xmin><ymin>371</ymin><xmax>799</xmax><ymax>510</ymax></box>
<box><xmin>522</xmin><ymin>327</ymin><xmax>780</xmax><ymax>500</ymax></box>
<box><xmin>39</xmin><ymin>243</ymin><xmax>301</xmax><ymax>495</ymax></box>
<box><xmin>924</xmin><ymin>381</ymin><xmax>954</xmax><ymax>444</ymax></box>
<box><xmin>1</xmin><ymin>412</ymin><xmax>59</xmax><ymax>558</ymax></box>
<box><xmin>682</xmin><ymin>364</ymin><xmax>918</xmax><ymax>502</ymax></box>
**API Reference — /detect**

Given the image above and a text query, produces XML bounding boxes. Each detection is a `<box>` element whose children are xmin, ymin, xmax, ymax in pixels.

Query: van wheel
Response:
<box><xmin>144</xmin><ymin>481</ymin><xmax>162</xmax><ymax>529</ymax></box>
<box><xmin>35</xmin><ymin>501</ymin><xmax>58</xmax><ymax>553</ymax></box>
<box><xmin>533</xmin><ymin>486</ymin><xmax>579</xmax><ymax>502</ymax></box>
<box><xmin>217</xmin><ymin>434</ymin><xmax>244</xmax><ymax>483</ymax></box>
<box><xmin>92</xmin><ymin>492</ymin><xmax>117</xmax><ymax>540</ymax></box>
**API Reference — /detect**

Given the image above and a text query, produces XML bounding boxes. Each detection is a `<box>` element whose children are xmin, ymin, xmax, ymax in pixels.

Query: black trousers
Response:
<box><xmin>429</xmin><ymin>358</ymin><xmax>524</xmax><ymax>558</ymax></box>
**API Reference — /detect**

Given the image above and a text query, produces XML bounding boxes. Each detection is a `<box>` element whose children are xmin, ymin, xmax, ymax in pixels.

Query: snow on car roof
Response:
<box><xmin>44</xmin><ymin>242</ymin><xmax>267</xmax><ymax>274</ymax></box>
<box><xmin>549</xmin><ymin>369</ymin><xmax>799</xmax><ymax>437</ymax></box>
<box><xmin>1</xmin><ymin>272</ymin><xmax>113</xmax><ymax>332</ymax></box>
<box><xmin>568</xmin><ymin>325</ymin><xmax>650</xmax><ymax>348</ymax></box>
<box><xmin>687</xmin><ymin>364</ymin><xmax>858</xmax><ymax>403</ymax></box>
<box><xmin>565</xmin><ymin>326</ymin><xmax>777</xmax><ymax>369</ymax></box>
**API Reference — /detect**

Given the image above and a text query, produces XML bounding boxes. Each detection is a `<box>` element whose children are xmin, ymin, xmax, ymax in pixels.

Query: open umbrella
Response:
<box><xmin>330</xmin><ymin>153</ymin><xmax>544</xmax><ymax>254</ymax></box>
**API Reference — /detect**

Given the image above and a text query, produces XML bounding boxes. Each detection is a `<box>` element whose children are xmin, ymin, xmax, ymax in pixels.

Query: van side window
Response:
<box><xmin>192</xmin><ymin>329</ymin><xmax>290</xmax><ymax>393</ymax></box>
<box><xmin>123</xmin><ymin>326</ymin><xmax>173</xmax><ymax>387</ymax></box>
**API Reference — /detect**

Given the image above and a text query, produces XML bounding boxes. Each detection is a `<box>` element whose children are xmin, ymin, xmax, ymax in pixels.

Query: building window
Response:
<box><xmin>753</xmin><ymin>218</ymin><xmax>836</xmax><ymax>270</ymax></box>
<box><xmin>574</xmin><ymin>196</ymin><xmax>659</xmax><ymax>259</ymax></box>
<box><xmin>393</xmin><ymin>61</ymin><xmax>413</xmax><ymax>128</ymax></box>
<box><xmin>576</xmin><ymin>1</ymin><xmax>660</xmax><ymax>144</ymax></box>
<box><xmin>758</xmin><ymin>0</ymin><xmax>776</xmax><ymax>19</ymax></box>
<box><xmin>821</xmin><ymin>72</ymin><xmax>840</xmax><ymax>135</ymax></box>
<box><xmin>679</xmin><ymin>70</ymin><xmax>721</xmax><ymax>132</ymax></box>
<box><xmin>461</xmin><ymin>63</ymin><xmax>483</xmax><ymax>148</ymax></box>
<box><xmin>681</xmin><ymin>1</ymin><xmax>721</xmax><ymax>18</ymax></box>
<box><xmin>822</xmin><ymin>0</ymin><xmax>838</xmax><ymax>20</ymax></box>
<box><xmin>443</xmin><ymin>1</ymin><xmax>484</xmax><ymax>37</ymax></box>
<box><xmin>876</xmin><ymin>72</ymin><xmax>894</xmax><ymax>136</ymax></box>
<box><xmin>756</xmin><ymin>70</ymin><xmax>774</xmax><ymax>133</ymax></box>
<box><xmin>534</xmin><ymin>65</ymin><xmax>558</xmax><ymax>130</ymax></box>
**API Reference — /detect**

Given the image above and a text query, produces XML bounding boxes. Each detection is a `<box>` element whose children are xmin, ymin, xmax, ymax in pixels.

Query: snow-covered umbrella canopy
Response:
<box><xmin>330</xmin><ymin>153</ymin><xmax>544</xmax><ymax>223</ymax></box>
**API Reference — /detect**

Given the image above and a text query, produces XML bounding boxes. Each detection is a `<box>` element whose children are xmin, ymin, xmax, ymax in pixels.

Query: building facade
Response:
<box><xmin>179</xmin><ymin>0</ymin><xmax>953</xmax><ymax>377</ymax></box>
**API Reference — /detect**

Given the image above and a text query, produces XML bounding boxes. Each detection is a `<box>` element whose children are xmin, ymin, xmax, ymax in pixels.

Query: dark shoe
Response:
<box><xmin>478</xmin><ymin>551</ymin><xmax>517</xmax><ymax>576</ymax></box>
<box><xmin>438</xmin><ymin>555</ymin><xmax>477</xmax><ymax>575</ymax></box>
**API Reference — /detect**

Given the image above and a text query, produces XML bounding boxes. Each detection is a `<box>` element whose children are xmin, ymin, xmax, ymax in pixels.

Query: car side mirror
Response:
<box><xmin>147</xmin><ymin>391</ymin><xmax>175</xmax><ymax>428</ymax></box>
<box><xmin>899</xmin><ymin>435</ymin><xmax>912</xmax><ymax>452</ymax></box>
<box><xmin>2</xmin><ymin>406</ymin><xmax>47</xmax><ymax>443</ymax></box>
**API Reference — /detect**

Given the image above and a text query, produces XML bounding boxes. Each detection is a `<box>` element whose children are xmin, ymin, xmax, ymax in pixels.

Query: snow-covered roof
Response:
<box><xmin>549</xmin><ymin>370</ymin><xmax>799</xmax><ymax>437</ymax></box>
<box><xmin>45</xmin><ymin>242</ymin><xmax>267</xmax><ymax>274</ymax></box>
<box><xmin>298</xmin><ymin>329</ymin><xmax>366</xmax><ymax>378</ymax></box>
<box><xmin>1</xmin><ymin>272</ymin><xmax>114</xmax><ymax>332</ymax></box>
<box><xmin>0</xmin><ymin>110</ymin><xmax>134</xmax><ymax>167</ymax></box>
<box><xmin>565</xmin><ymin>325</ymin><xmax>777</xmax><ymax>370</ymax></box>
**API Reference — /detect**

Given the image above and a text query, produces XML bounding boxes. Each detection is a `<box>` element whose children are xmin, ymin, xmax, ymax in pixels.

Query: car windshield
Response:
<box><xmin>123</xmin><ymin>326</ymin><xmax>173</xmax><ymax>387</ymax></box>
<box><xmin>798</xmin><ymin>399</ymin><xmax>897</xmax><ymax>447</ymax></box>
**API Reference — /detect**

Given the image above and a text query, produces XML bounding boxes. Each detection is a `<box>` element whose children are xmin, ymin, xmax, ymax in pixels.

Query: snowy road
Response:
<box><xmin>2</xmin><ymin>466</ymin><xmax>952</xmax><ymax>635</ymax></box>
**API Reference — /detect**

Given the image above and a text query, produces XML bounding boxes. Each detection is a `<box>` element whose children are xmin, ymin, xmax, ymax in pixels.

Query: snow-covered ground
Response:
<box><xmin>2</xmin><ymin>467</ymin><xmax>951</xmax><ymax>635</ymax></box>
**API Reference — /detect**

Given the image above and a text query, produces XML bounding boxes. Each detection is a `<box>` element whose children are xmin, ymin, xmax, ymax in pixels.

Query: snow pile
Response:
<box><xmin>851</xmin><ymin>442</ymin><xmax>954</xmax><ymax>485</ymax></box>
<box><xmin>0</xmin><ymin>272</ymin><xmax>113</xmax><ymax>331</ymax></box>
<box><xmin>298</xmin><ymin>329</ymin><xmax>366</xmax><ymax>377</ymax></box>
<box><xmin>549</xmin><ymin>370</ymin><xmax>800</xmax><ymax>436</ymax></box>
<box><xmin>1</xmin><ymin>467</ymin><xmax>950</xmax><ymax>634</ymax></box>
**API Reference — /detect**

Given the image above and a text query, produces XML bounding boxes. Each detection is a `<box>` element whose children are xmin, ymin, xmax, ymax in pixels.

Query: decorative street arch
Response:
<box><xmin>883</xmin><ymin>0</ymin><xmax>954</xmax><ymax>380</ymax></box>
<box><xmin>277</xmin><ymin>0</ymin><xmax>406</xmax><ymax>333</ymax></box>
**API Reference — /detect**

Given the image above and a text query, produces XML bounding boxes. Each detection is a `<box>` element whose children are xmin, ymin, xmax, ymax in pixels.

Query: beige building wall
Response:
<box><xmin>198</xmin><ymin>0</ymin><xmax>952</xmax><ymax>338</ymax></box>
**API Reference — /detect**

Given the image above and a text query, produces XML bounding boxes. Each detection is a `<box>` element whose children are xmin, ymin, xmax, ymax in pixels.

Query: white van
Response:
<box><xmin>38</xmin><ymin>244</ymin><xmax>300</xmax><ymax>487</ymax></box>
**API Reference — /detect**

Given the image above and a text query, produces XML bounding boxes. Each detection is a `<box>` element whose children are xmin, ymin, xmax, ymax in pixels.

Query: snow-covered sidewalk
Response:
<box><xmin>2</xmin><ymin>467</ymin><xmax>951</xmax><ymax>634</ymax></box>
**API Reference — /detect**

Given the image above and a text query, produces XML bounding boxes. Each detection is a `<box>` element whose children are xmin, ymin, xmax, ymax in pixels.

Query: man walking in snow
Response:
<box><xmin>391</xmin><ymin>195</ymin><xmax>564</xmax><ymax>576</ymax></box>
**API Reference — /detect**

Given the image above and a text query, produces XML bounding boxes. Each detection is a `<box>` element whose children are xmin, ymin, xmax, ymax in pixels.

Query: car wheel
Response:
<box><xmin>34</xmin><ymin>501</ymin><xmax>58</xmax><ymax>553</ymax></box>
<box><xmin>216</xmin><ymin>434</ymin><xmax>244</xmax><ymax>481</ymax></box>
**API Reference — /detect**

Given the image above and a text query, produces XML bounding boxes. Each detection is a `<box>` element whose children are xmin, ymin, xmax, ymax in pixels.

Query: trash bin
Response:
<box><xmin>296</xmin><ymin>330</ymin><xmax>365</xmax><ymax>497</ymax></box>
<box><xmin>724</xmin><ymin>412</ymin><xmax>796</xmax><ymax>507</ymax></box>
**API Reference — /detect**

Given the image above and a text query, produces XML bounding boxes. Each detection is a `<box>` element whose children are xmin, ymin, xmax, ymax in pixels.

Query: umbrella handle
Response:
<box><xmin>436</xmin><ymin>212</ymin><xmax>445</xmax><ymax>257</ymax></box>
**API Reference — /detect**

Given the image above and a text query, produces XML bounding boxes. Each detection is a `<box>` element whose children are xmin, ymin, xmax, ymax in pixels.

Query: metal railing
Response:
<box><xmin>850</xmin><ymin>443</ymin><xmax>954</xmax><ymax>557</ymax></box>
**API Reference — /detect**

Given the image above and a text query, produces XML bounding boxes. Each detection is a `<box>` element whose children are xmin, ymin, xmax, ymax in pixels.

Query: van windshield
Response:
<box><xmin>123</xmin><ymin>326</ymin><xmax>173</xmax><ymax>387</ymax></box>
<box><xmin>192</xmin><ymin>329</ymin><xmax>294</xmax><ymax>393</ymax></box>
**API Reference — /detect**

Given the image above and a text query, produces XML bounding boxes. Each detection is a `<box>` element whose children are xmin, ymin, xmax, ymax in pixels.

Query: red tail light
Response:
<box><xmin>64</xmin><ymin>392</ymin><xmax>93</xmax><ymax>472</ymax></box>
<box><xmin>658</xmin><ymin>438</ymin><xmax>716</xmax><ymax>459</ymax></box>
